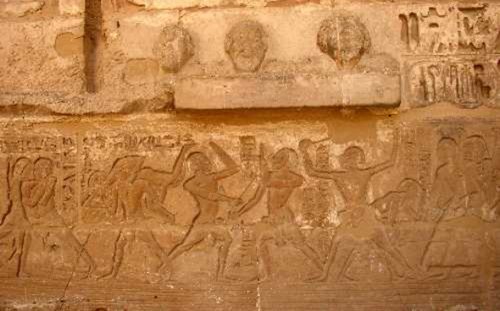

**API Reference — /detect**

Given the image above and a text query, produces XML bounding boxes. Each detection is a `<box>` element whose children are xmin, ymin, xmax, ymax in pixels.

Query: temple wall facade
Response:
<box><xmin>0</xmin><ymin>0</ymin><xmax>500</xmax><ymax>310</ymax></box>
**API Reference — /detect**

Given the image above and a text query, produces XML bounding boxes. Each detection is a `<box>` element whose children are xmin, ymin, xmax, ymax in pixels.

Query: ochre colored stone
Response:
<box><xmin>0</xmin><ymin>1</ymin><xmax>500</xmax><ymax>310</ymax></box>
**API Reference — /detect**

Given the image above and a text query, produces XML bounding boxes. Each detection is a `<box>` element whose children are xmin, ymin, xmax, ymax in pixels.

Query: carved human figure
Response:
<box><xmin>299</xmin><ymin>131</ymin><xmax>418</xmax><ymax>281</ymax></box>
<box><xmin>225</xmin><ymin>20</ymin><xmax>268</xmax><ymax>73</ymax></box>
<box><xmin>317</xmin><ymin>14</ymin><xmax>371</xmax><ymax>69</ymax></box>
<box><xmin>105</xmin><ymin>155</ymin><xmax>145</xmax><ymax>221</ymax></box>
<box><xmin>166</xmin><ymin>142</ymin><xmax>240</xmax><ymax>280</ymax></box>
<box><xmin>301</xmin><ymin>138</ymin><xmax>399</xmax><ymax>227</ymax></box>
<box><xmin>82</xmin><ymin>171</ymin><xmax>111</xmax><ymax>222</ymax></box>
<box><xmin>462</xmin><ymin>135</ymin><xmax>498</xmax><ymax>221</ymax></box>
<box><xmin>370</xmin><ymin>178</ymin><xmax>431</xmax><ymax>279</ymax></box>
<box><xmin>128</xmin><ymin>143</ymin><xmax>195</xmax><ymax>222</ymax></box>
<box><xmin>96</xmin><ymin>144</ymin><xmax>194</xmax><ymax>280</ymax></box>
<box><xmin>20</xmin><ymin>158</ymin><xmax>96</xmax><ymax>277</ymax></box>
<box><xmin>428</xmin><ymin>138</ymin><xmax>467</xmax><ymax>220</ymax></box>
<box><xmin>372</xmin><ymin>178</ymin><xmax>427</xmax><ymax>225</ymax></box>
<box><xmin>237</xmin><ymin>147</ymin><xmax>323</xmax><ymax>280</ymax></box>
<box><xmin>0</xmin><ymin>158</ymin><xmax>32</xmax><ymax>276</ymax></box>
<box><xmin>154</xmin><ymin>24</ymin><xmax>195</xmax><ymax>73</ymax></box>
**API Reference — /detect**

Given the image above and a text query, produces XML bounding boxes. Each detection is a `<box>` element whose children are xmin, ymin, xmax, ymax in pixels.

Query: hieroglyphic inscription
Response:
<box><xmin>400</xmin><ymin>5</ymin><xmax>500</xmax><ymax>55</ymax></box>
<box><xmin>0</xmin><ymin>121</ymin><xmax>499</xmax><ymax>310</ymax></box>
<box><xmin>400</xmin><ymin>4</ymin><xmax>500</xmax><ymax>108</ymax></box>
<box><xmin>407</xmin><ymin>58</ymin><xmax>498</xmax><ymax>108</ymax></box>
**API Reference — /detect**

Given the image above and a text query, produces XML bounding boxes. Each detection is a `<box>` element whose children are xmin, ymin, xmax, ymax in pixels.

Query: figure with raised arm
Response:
<box><xmin>299</xmin><ymin>130</ymin><xmax>418</xmax><ymax>281</ymax></box>
<box><xmin>167</xmin><ymin>142</ymin><xmax>241</xmax><ymax>281</ymax></box>
<box><xmin>236</xmin><ymin>146</ymin><xmax>323</xmax><ymax>281</ymax></box>
<box><xmin>96</xmin><ymin>143</ymin><xmax>195</xmax><ymax>280</ymax></box>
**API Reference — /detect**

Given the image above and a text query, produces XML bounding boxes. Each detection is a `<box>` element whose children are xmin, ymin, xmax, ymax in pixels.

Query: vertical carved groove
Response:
<box><xmin>399</xmin><ymin>14</ymin><xmax>409</xmax><ymax>47</ymax></box>
<box><xmin>84</xmin><ymin>0</ymin><xmax>103</xmax><ymax>93</ymax></box>
<box><xmin>409</xmin><ymin>12</ymin><xmax>419</xmax><ymax>50</ymax></box>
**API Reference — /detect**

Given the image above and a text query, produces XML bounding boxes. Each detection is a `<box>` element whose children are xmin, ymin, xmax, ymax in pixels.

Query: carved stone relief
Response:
<box><xmin>225</xmin><ymin>20</ymin><xmax>268</xmax><ymax>73</ymax></box>
<box><xmin>317</xmin><ymin>14</ymin><xmax>371</xmax><ymax>69</ymax></box>
<box><xmin>400</xmin><ymin>4</ymin><xmax>500</xmax><ymax>109</ymax></box>
<box><xmin>407</xmin><ymin>58</ymin><xmax>498</xmax><ymax>108</ymax></box>
<box><xmin>1</xmin><ymin>0</ymin><xmax>500</xmax><ymax>309</ymax></box>
<box><xmin>174</xmin><ymin>7</ymin><xmax>400</xmax><ymax>109</ymax></box>
<box><xmin>0</xmin><ymin>118</ymin><xmax>498</xmax><ymax>310</ymax></box>
<box><xmin>154</xmin><ymin>24</ymin><xmax>195</xmax><ymax>73</ymax></box>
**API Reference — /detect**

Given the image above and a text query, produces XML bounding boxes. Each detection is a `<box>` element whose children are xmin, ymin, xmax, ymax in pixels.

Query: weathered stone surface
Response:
<box><xmin>1</xmin><ymin>1</ymin><xmax>500</xmax><ymax>112</ymax></box>
<box><xmin>0</xmin><ymin>16</ymin><xmax>85</xmax><ymax>98</ymax></box>
<box><xmin>154</xmin><ymin>24</ymin><xmax>195</xmax><ymax>73</ymax></box>
<box><xmin>1</xmin><ymin>0</ymin><xmax>500</xmax><ymax>309</ymax></box>
<box><xmin>176</xmin><ymin>72</ymin><xmax>400</xmax><ymax>109</ymax></box>
<box><xmin>58</xmin><ymin>0</ymin><xmax>84</xmax><ymax>15</ymax></box>
<box><xmin>0</xmin><ymin>111</ymin><xmax>498</xmax><ymax>310</ymax></box>
<box><xmin>0</xmin><ymin>0</ymin><xmax>44</xmax><ymax>17</ymax></box>
<box><xmin>127</xmin><ymin>0</ymin><xmax>311</xmax><ymax>10</ymax></box>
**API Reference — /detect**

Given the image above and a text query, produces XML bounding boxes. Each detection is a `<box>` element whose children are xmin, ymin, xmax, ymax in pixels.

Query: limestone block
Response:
<box><xmin>176</xmin><ymin>72</ymin><xmax>400</xmax><ymax>109</ymax></box>
<box><xmin>0</xmin><ymin>17</ymin><xmax>85</xmax><ymax>102</ymax></box>
<box><xmin>58</xmin><ymin>0</ymin><xmax>84</xmax><ymax>15</ymax></box>
<box><xmin>174</xmin><ymin>6</ymin><xmax>401</xmax><ymax>109</ymax></box>
<box><xmin>118</xmin><ymin>11</ymin><xmax>178</xmax><ymax>59</ymax></box>
<box><xmin>127</xmin><ymin>0</ymin><xmax>310</xmax><ymax>10</ymax></box>
<box><xmin>0</xmin><ymin>0</ymin><xmax>44</xmax><ymax>17</ymax></box>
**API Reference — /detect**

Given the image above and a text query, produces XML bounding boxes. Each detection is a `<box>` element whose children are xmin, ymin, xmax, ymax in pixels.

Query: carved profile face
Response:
<box><xmin>188</xmin><ymin>152</ymin><xmax>213</xmax><ymax>174</ymax></box>
<box><xmin>13</xmin><ymin>158</ymin><xmax>32</xmax><ymax>179</ymax></box>
<box><xmin>271</xmin><ymin>148</ymin><xmax>295</xmax><ymax>170</ymax></box>
<box><xmin>340</xmin><ymin>146</ymin><xmax>365</xmax><ymax>170</ymax></box>
<box><xmin>225</xmin><ymin>20</ymin><xmax>268</xmax><ymax>73</ymax></box>
<box><xmin>34</xmin><ymin>158</ymin><xmax>53</xmax><ymax>180</ymax></box>
<box><xmin>437</xmin><ymin>138</ymin><xmax>458</xmax><ymax>166</ymax></box>
<box><xmin>89</xmin><ymin>171</ymin><xmax>106</xmax><ymax>188</ymax></box>
<box><xmin>463</xmin><ymin>136</ymin><xmax>489</xmax><ymax>164</ymax></box>
<box><xmin>155</xmin><ymin>25</ymin><xmax>195</xmax><ymax>73</ymax></box>
<box><xmin>109</xmin><ymin>156</ymin><xmax>145</xmax><ymax>184</ymax></box>
<box><xmin>317</xmin><ymin>15</ymin><xmax>371</xmax><ymax>69</ymax></box>
<box><xmin>398</xmin><ymin>179</ymin><xmax>421</xmax><ymax>196</ymax></box>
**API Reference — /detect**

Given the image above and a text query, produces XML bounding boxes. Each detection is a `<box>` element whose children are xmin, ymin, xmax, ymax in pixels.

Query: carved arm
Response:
<box><xmin>369</xmin><ymin>128</ymin><xmax>400</xmax><ymax>176</ymax></box>
<box><xmin>299</xmin><ymin>139</ymin><xmax>340</xmax><ymax>180</ymax></box>
<box><xmin>210</xmin><ymin>141</ymin><xmax>240</xmax><ymax>180</ymax></box>
<box><xmin>184</xmin><ymin>178</ymin><xmax>239</xmax><ymax>203</ymax></box>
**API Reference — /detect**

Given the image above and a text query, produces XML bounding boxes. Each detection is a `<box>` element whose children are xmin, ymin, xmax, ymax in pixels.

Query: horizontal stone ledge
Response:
<box><xmin>175</xmin><ymin>73</ymin><xmax>401</xmax><ymax>109</ymax></box>
<box><xmin>126</xmin><ymin>0</ymin><xmax>319</xmax><ymax>10</ymax></box>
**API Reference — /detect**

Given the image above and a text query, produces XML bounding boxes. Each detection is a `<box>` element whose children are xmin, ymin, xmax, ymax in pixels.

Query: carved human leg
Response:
<box><xmin>18</xmin><ymin>230</ymin><xmax>31</xmax><ymax>278</ymax></box>
<box><xmin>96</xmin><ymin>230</ymin><xmax>133</xmax><ymax>279</ymax></box>
<box><xmin>370</xmin><ymin>230</ymin><xmax>420</xmax><ymax>280</ymax></box>
<box><xmin>210</xmin><ymin>227</ymin><xmax>233</xmax><ymax>280</ymax></box>
<box><xmin>168</xmin><ymin>228</ymin><xmax>207</xmax><ymax>261</ymax></box>
<box><xmin>62</xmin><ymin>229</ymin><xmax>96</xmax><ymax>277</ymax></box>
<box><xmin>256</xmin><ymin>231</ymin><xmax>274</xmax><ymax>281</ymax></box>
<box><xmin>312</xmin><ymin>236</ymin><xmax>356</xmax><ymax>282</ymax></box>
<box><xmin>135</xmin><ymin>230</ymin><xmax>169</xmax><ymax>274</ymax></box>
<box><xmin>284</xmin><ymin>224</ymin><xmax>324</xmax><ymax>271</ymax></box>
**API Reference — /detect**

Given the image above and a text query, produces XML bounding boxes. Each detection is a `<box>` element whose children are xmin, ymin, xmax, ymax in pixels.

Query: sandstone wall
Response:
<box><xmin>0</xmin><ymin>0</ymin><xmax>499</xmax><ymax>310</ymax></box>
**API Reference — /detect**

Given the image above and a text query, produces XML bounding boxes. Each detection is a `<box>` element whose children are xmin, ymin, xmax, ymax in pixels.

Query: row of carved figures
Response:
<box><xmin>156</xmin><ymin>15</ymin><xmax>371</xmax><ymax>74</ymax></box>
<box><xmin>0</xmin><ymin>131</ymin><xmax>498</xmax><ymax>282</ymax></box>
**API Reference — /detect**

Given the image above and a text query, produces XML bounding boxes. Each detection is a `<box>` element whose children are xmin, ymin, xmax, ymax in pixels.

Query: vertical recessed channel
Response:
<box><xmin>84</xmin><ymin>0</ymin><xmax>103</xmax><ymax>93</ymax></box>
